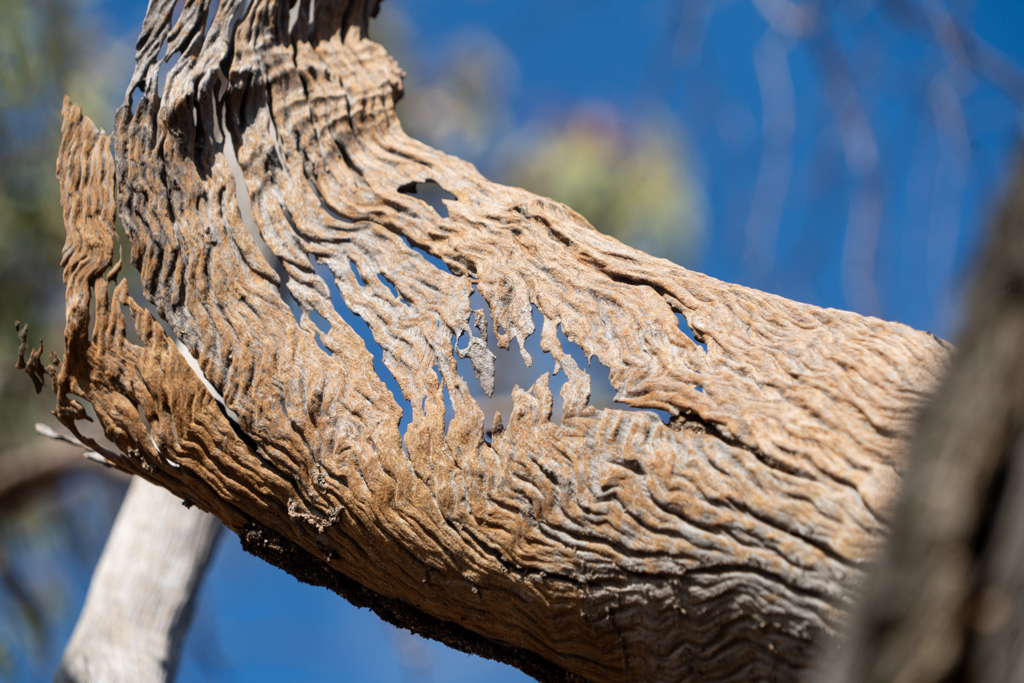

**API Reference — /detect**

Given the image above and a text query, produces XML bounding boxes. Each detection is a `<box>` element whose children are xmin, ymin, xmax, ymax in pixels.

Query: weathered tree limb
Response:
<box><xmin>54</xmin><ymin>477</ymin><xmax>221</xmax><ymax>683</ymax></box>
<box><xmin>820</xmin><ymin>154</ymin><xmax>1024</xmax><ymax>683</ymax></box>
<box><xmin>24</xmin><ymin>1</ymin><xmax>953</xmax><ymax>681</ymax></box>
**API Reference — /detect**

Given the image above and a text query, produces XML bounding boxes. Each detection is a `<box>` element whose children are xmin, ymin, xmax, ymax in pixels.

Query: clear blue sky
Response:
<box><xmin>27</xmin><ymin>1</ymin><xmax>1024</xmax><ymax>681</ymax></box>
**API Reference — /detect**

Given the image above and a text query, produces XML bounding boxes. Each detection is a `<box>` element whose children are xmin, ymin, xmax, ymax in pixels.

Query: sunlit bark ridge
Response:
<box><xmin>27</xmin><ymin>1</ymin><xmax>952</xmax><ymax>681</ymax></box>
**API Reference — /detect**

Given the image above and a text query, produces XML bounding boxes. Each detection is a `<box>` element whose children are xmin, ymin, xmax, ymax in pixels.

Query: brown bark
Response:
<box><xmin>21</xmin><ymin>1</ymin><xmax>953</xmax><ymax>681</ymax></box>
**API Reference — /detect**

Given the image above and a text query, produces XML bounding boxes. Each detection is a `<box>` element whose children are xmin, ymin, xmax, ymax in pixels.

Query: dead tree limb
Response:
<box><xmin>22</xmin><ymin>1</ymin><xmax>953</xmax><ymax>681</ymax></box>
<box><xmin>54</xmin><ymin>477</ymin><xmax>221</xmax><ymax>683</ymax></box>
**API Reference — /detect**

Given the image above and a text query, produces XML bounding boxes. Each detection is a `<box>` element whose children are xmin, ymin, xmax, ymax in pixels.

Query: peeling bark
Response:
<box><xmin>23</xmin><ymin>2</ymin><xmax>953</xmax><ymax>681</ymax></box>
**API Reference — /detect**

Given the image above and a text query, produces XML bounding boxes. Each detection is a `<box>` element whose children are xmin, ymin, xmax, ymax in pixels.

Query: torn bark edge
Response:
<box><xmin>240</xmin><ymin>519</ymin><xmax>589</xmax><ymax>683</ymax></box>
<box><xmin>14</xmin><ymin>321</ymin><xmax>50</xmax><ymax>394</ymax></box>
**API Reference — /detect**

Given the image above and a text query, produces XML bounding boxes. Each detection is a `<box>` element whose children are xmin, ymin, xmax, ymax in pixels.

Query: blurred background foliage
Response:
<box><xmin>0</xmin><ymin>0</ymin><xmax>128</xmax><ymax>449</ymax></box>
<box><xmin>498</xmin><ymin>110</ymin><xmax>702</xmax><ymax>262</ymax></box>
<box><xmin>0</xmin><ymin>0</ymin><xmax>132</xmax><ymax>679</ymax></box>
<box><xmin>0</xmin><ymin>0</ymin><xmax>1022</xmax><ymax>681</ymax></box>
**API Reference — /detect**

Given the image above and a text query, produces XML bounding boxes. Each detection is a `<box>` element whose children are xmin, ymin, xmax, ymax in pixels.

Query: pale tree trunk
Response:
<box><xmin>54</xmin><ymin>477</ymin><xmax>221</xmax><ymax>683</ymax></box>
<box><xmin>15</xmin><ymin>1</ymin><xmax>967</xmax><ymax>681</ymax></box>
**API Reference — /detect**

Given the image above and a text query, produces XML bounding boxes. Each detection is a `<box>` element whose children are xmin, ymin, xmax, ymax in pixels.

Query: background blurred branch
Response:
<box><xmin>0</xmin><ymin>432</ymin><xmax>125</xmax><ymax>510</ymax></box>
<box><xmin>55</xmin><ymin>477</ymin><xmax>222</xmax><ymax>683</ymax></box>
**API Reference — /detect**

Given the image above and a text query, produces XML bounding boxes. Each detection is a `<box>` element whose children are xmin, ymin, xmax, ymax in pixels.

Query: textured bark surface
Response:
<box><xmin>25</xmin><ymin>1</ymin><xmax>954</xmax><ymax>681</ymax></box>
<box><xmin>55</xmin><ymin>477</ymin><xmax>221</xmax><ymax>683</ymax></box>
<box><xmin>821</xmin><ymin>154</ymin><xmax>1024</xmax><ymax>683</ymax></box>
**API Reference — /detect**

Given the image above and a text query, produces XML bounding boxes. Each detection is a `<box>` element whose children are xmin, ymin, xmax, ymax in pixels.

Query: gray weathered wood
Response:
<box><xmin>55</xmin><ymin>477</ymin><xmax>221</xmax><ymax>683</ymax></box>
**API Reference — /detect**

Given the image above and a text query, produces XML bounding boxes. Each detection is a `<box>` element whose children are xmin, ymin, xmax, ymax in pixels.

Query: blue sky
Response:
<box><xmin>21</xmin><ymin>0</ymin><xmax>1024</xmax><ymax>681</ymax></box>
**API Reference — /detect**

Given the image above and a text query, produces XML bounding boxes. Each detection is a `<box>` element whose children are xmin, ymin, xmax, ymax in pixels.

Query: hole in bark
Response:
<box><xmin>349</xmin><ymin>260</ymin><xmax>366</xmax><ymax>287</ymax></box>
<box><xmin>346</xmin><ymin>254</ymin><xmax>409</xmax><ymax>308</ymax></box>
<box><xmin>438</xmin><ymin>370</ymin><xmax>455</xmax><ymax>431</ymax></box>
<box><xmin>156</xmin><ymin>38</ymin><xmax>181</xmax><ymax>99</ymax></box>
<box><xmin>170</xmin><ymin>0</ymin><xmax>184</xmax><ymax>28</ymax></box>
<box><xmin>399</xmin><ymin>235</ymin><xmax>453</xmax><ymax>275</ymax></box>
<box><xmin>451</xmin><ymin>301</ymin><xmax>495</xmax><ymax>399</ymax></box>
<box><xmin>308</xmin><ymin>310</ymin><xmax>332</xmax><ymax>356</ymax></box>
<box><xmin>309</xmin><ymin>310</ymin><xmax>331</xmax><ymax>333</ymax></box>
<box><xmin>279</xmin><ymin>273</ymin><xmax>304</xmax><ymax>326</ymax></box>
<box><xmin>222</xmin><ymin>122</ymin><xmax>306</xmax><ymax>328</ymax></box>
<box><xmin>459</xmin><ymin>300</ymin><xmax>552</xmax><ymax>428</ymax></box>
<box><xmin>222</xmin><ymin>117</ymin><xmax>262</xmax><ymax>258</ymax></box>
<box><xmin>552</xmin><ymin>326</ymin><xmax>673</xmax><ymax>424</ymax></box>
<box><xmin>313</xmin><ymin>331</ymin><xmax>330</xmax><ymax>355</ymax></box>
<box><xmin>119</xmin><ymin>303</ymin><xmax>144</xmax><ymax>347</ymax></box>
<box><xmin>129</xmin><ymin>87</ymin><xmax>143</xmax><ymax>115</ymax></box>
<box><xmin>205</xmin><ymin>0</ymin><xmax>220</xmax><ymax>33</ymax></box>
<box><xmin>675</xmin><ymin>311</ymin><xmax>707</xmax><ymax>353</ymax></box>
<box><xmin>65</xmin><ymin>393</ymin><xmax>125</xmax><ymax>458</ymax></box>
<box><xmin>376</xmin><ymin>273</ymin><xmax>408</xmax><ymax>305</ymax></box>
<box><xmin>228</xmin><ymin>1</ymin><xmax>254</xmax><ymax>38</ymax></box>
<box><xmin>398</xmin><ymin>180</ymin><xmax>456</xmax><ymax>219</ymax></box>
<box><xmin>67</xmin><ymin>393</ymin><xmax>96</xmax><ymax>424</ymax></box>
<box><xmin>309</xmin><ymin>255</ymin><xmax>414</xmax><ymax>434</ymax></box>
<box><xmin>87</xmin><ymin>291</ymin><xmax>98</xmax><ymax>342</ymax></box>
<box><xmin>111</xmin><ymin>219</ymin><xmax>170</xmax><ymax>336</ymax></box>
<box><xmin>455</xmin><ymin>289</ymin><xmax>675</xmax><ymax>430</ymax></box>
<box><xmin>135</xmin><ymin>404</ymin><xmax>161</xmax><ymax>454</ymax></box>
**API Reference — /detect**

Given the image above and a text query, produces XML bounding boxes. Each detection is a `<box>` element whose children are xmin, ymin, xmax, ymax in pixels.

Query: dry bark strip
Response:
<box><xmin>23</xmin><ymin>1</ymin><xmax>953</xmax><ymax>681</ymax></box>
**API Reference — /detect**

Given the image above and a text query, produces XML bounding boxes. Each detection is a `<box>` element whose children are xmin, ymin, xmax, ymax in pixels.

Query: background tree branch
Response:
<box><xmin>54</xmin><ymin>477</ymin><xmax>221</xmax><ymax>683</ymax></box>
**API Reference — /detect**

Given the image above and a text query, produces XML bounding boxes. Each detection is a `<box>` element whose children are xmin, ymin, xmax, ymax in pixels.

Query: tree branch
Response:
<box><xmin>0</xmin><ymin>432</ymin><xmax>122</xmax><ymax>510</ymax></box>
<box><xmin>23</xmin><ymin>1</ymin><xmax>953</xmax><ymax>681</ymax></box>
<box><xmin>55</xmin><ymin>477</ymin><xmax>221</xmax><ymax>683</ymax></box>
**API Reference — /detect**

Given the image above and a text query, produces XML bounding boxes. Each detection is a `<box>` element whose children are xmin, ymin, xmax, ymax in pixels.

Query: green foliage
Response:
<box><xmin>501</xmin><ymin>109</ymin><xmax>702</xmax><ymax>262</ymax></box>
